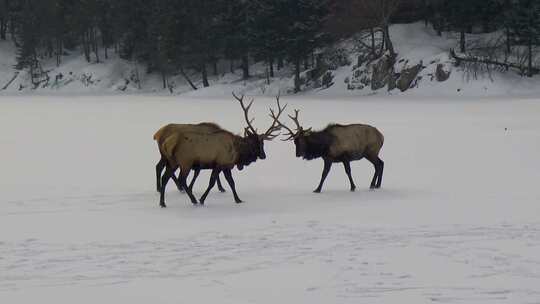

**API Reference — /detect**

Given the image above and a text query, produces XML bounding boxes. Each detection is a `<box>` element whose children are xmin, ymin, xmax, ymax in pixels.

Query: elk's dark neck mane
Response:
<box><xmin>326</xmin><ymin>123</ymin><xmax>347</xmax><ymax>128</ymax></box>
<box><xmin>303</xmin><ymin>129</ymin><xmax>335</xmax><ymax>160</ymax></box>
<box><xmin>197</xmin><ymin>122</ymin><xmax>222</xmax><ymax>129</ymax></box>
<box><xmin>234</xmin><ymin>136</ymin><xmax>258</xmax><ymax>168</ymax></box>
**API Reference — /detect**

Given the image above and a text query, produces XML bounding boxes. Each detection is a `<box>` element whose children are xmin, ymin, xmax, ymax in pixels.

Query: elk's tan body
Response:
<box><xmin>154</xmin><ymin>123</ymin><xmax>222</xmax><ymax>152</ymax></box>
<box><xmin>326</xmin><ymin>124</ymin><xmax>384</xmax><ymax>161</ymax></box>
<box><xmin>161</xmin><ymin>131</ymin><xmax>241</xmax><ymax>170</ymax></box>
<box><xmin>153</xmin><ymin>122</ymin><xmax>228</xmax><ymax>195</ymax></box>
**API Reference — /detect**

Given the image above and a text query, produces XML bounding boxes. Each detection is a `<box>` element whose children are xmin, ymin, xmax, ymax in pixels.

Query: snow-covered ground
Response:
<box><xmin>1</xmin><ymin>95</ymin><xmax>540</xmax><ymax>303</ymax></box>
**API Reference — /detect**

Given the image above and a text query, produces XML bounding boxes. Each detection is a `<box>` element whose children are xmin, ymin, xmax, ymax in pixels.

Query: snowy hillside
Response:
<box><xmin>3</xmin><ymin>23</ymin><xmax>540</xmax><ymax>97</ymax></box>
<box><xmin>1</xmin><ymin>95</ymin><xmax>540</xmax><ymax>303</ymax></box>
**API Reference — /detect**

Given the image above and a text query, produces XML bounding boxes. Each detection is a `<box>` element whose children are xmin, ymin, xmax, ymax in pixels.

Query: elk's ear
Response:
<box><xmin>304</xmin><ymin>128</ymin><xmax>313</xmax><ymax>136</ymax></box>
<box><xmin>244</xmin><ymin>127</ymin><xmax>251</xmax><ymax>137</ymax></box>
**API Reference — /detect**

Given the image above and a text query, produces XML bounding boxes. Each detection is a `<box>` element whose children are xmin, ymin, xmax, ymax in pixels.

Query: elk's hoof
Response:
<box><xmin>235</xmin><ymin>200</ymin><xmax>244</xmax><ymax>204</ymax></box>
<box><xmin>160</xmin><ymin>203</ymin><xmax>167</xmax><ymax>208</ymax></box>
<box><xmin>350</xmin><ymin>187</ymin><xmax>356</xmax><ymax>192</ymax></box>
<box><xmin>313</xmin><ymin>189</ymin><xmax>321</xmax><ymax>193</ymax></box>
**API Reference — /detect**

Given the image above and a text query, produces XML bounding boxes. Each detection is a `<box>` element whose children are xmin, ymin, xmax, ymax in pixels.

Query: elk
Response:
<box><xmin>158</xmin><ymin>94</ymin><xmax>286</xmax><ymax>207</ymax></box>
<box><xmin>153</xmin><ymin>123</ymin><xmax>226</xmax><ymax>193</ymax></box>
<box><xmin>277</xmin><ymin>110</ymin><xmax>384</xmax><ymax>193</ymax></box>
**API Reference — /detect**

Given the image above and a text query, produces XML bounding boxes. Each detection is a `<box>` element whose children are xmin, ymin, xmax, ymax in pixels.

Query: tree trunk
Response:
<box><xmin>460</xmin><ymin>29</ymin><xmax>466</xmax><ymax>53</ymax></box>
<box><xmin>56</xmin><ymin>38</ymin><xmax>62</xmax><ymax>67</ymax></box>
<box><xmin>82</xmin><ymin>32</ymin><xmax>91</xmax><ymax>63</ymax></box>
<box><xmin>383</xmin><ymin>24</ymin><xmax>396</xmax><ymax>59</ymax></box>
<box><xmin>450</xmin><ymin>48</ymin><xmax>539</xmax><ymax>75</ymax></box>
<box><xmin>93</xmin><ymin>28</ymin><xmax>100</xmax><ymax>63</ymax></box>
<box><xmin>133</xmin><ymin>56</ymin><xmax>142</xmax><ymax>89</ymax></box>
<box><xmin>161</xmin><ymin>71</ymin><xmax>167</xmax><ymax>89</ymax></box>
<box><xmin>47</xmin><ymin>39</ymin><xmax>54</xmax><ymax>58</ymax></box>
<box><xmin>0</xmin><ymin>18</ymin><xmax>6</xmax><ymax>40</ymax></box>
<box><xmin>201</xmin><ymin>63</ymin><xmax>210</xmax><ymax>87</ymax></box>
<box><xmin>294</xmin><ymin>57</ymin><xmax>301</xmax><ymax>93</ymax></box>
<box><xmin>434</xmin><ymin>17</ymin><xmax>442</xmax><ymax>36</ymax></box>
<box><xmin>370</xmin><ymin>27</ymin><xmax>376</xmax><ymax>56</ymax></box>
<box><xmin>242</xmin><ymin>54</ymin><xmax>249</xmax><ymax>79</ymax></box>
<box><xmin>269</xmin><ymin>57</ymin><xmax>274</xmax><ymax>77</ymax></box>
<box><xmin>528</xmin><ymin>37</ymin><xmax>533</xmax><ymax>77</ymax></box>
<box><xmin>102</xmin><ymin>35</ymin><xmax>109</xmax><ymax>59</ymax></box>
<box><xmin>230</xmin><ymin>59</ymin><xmax>234</xmax><ymax>73</ymax></box>
<box><xmin>180</xmin><ymin>65</ymin><xmax>198</xmax><ymax>90</ymax></box>
<box><xmin>9</xmin><ymin>15</ymin><xmax>16</xmax><ymax>44</ymax></box>
<box><xmin>505</xmin><ymin>27</ymin><xmax>511</xmax><ymax>55</ymax></box>
<box><xmin>213</xmin><ymin>60</ymin><xmax>218</xmax><ymax>76</ymax></box>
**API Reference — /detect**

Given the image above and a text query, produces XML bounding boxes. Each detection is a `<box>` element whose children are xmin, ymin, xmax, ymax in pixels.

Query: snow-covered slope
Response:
<box><xmin>3</xmin><ymin>23</ymin><xmax>540</xmax><ymax>97</ymax></box>
<box><xmin>1</xmin><ymin>95</ymin><xmax>540</xmax><ymax>303</ymax></box>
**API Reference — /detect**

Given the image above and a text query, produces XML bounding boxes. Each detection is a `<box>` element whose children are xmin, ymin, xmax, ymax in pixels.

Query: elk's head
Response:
<box><xmin>275</xmin><ymin>109</ymin><xmax>313</xmax><ymax>159</ymax></box>
<box><xmin>233</xmin><ymin>93</ymin><xmax>286</xmax><ymax>169</ymax></box>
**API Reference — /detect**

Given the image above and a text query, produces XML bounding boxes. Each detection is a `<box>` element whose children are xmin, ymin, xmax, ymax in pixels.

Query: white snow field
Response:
<box><xmin>1</xmin><ymin>95</ymin><xmax>540</xmax><ymax>303</ymax></box>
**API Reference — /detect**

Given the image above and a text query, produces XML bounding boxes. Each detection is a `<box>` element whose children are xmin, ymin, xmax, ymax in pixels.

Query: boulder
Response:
<box><xmin>435</xmin><ymin>64</ymin><xmax>451</xmax><ymax>82</ymax></box>
<box><xmin>397</xmin><ymin>63</ymin><xmax>423</xmax><ymax>92</ymax></box>
<box><xmin>371</xmin><ymin>55</ymin><xmax>393</xmax><ymax>90</ymax></box>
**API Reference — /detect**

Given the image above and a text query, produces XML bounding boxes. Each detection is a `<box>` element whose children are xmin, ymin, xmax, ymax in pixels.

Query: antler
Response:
<box><xmin>232</xmin><ymin>92</ymin><xmax>257</xmax><ymax>135</ymax></box>
<box><xmin>270</xmin><ymin>107</ymin><xmax>297</xmax><ymax>141</ymax></box>
<box><xmin>277</xmin><ymin>108</ymin><xmax>312</xmax><ymax>141</ymax></box>
<box><xmin>288</xmin><ymin>109</ymin><xmax>303</xmax><ymax>132</ymax></box>
<box><xmin>262</xmin><ymin>94</ymin><xmax>287</xmax><ymax>140</ymax></box>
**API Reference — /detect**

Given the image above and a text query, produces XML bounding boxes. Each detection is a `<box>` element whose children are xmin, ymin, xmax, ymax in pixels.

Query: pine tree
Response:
<box><xmin>441</xmin><ymin>0</ymin><xmax>483</xmax><ymax>53</ymax></box>
<box><xmin>508</xmin><ymin>0</ymin><xmax>540</xmax><ymax>76</ymax></box>
<box><xmin>0</xmin><ymin>0</ymin><xmax>8</xmax><ymax>40</ymax></box>
<box><xmin>279</xmin><ymin>0</ymin><xmax>330</xmax><ymax>92</ymax></box>
<box><xmin>222</xmin><ymin>0</ymin><xmax>253</xmax><ymax>79</ymax></box>
<box><xmin>250</xmin><ymin>0</ymin><xmax>287</xmax><ymax>78</ymax></box>
<box><xmin>15</xmin><ymin>0</ymin><xmax>38</xmax><ymax>70</ymax></box>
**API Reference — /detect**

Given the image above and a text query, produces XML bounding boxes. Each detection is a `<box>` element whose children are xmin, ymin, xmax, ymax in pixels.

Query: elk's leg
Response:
<box><xmin>366</xmin><ymin>155</ymin><xmax>383</xmax><ymax>189</ymax></box>
<box><xmin>159</xmin><ymin>166</ymin><xmax>175</xmax><ymax>208</ymax></box>
<box><xmin>188</xmin><ymin>168</ymin><xmax>201</xmax><ymax>192</ymax></box>
<box><xmin>199</xmin><ymin>168</ymin><xmax>221</xmax><ymax>205</ymax></box>
<box><xmin>170</xmin><ymin>171</ymin><xmax>184</xmax><ymax>192</ymax></box>
<box><xmin>342</xmin><ymin>161</ymin><xmax>356</xmax><ymax>192</ymax></box>
<box><xmin>156</xmin><ymin>156</ymin><xmax>166</xmax><ymax>192</ymax></box>
<box><xmin>223</xmin><ymin>169</ymin><xmax>243</xmax><ymax>203</ymax></box>
<box><xmin>179</xmin><ymin>168</ymin><xmax>198</xmax><ymax>205</ymax></box>
<box><xmin>314</xmin><ymin>159</ymin><xmax>332</xmax><ymax>193</ymax></box>
<box><xmin>376</xmin><ymin>158</ymin><xmax>384</xmax><ymax>189</ymax></box>
<box><xmin>216</xmin><ymin>175</ymin><xmax>226</xmax><ymax>193</ymax></box>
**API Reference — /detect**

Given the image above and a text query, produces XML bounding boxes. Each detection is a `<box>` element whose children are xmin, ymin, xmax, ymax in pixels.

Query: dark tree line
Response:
<box><xmin>1</xmin><ymin>0</ymin><xmax>331</xmax><ymax>92</ymax></box>
<box><xmin>2</xmin><ymin>0</ymin><xmax>540</xmax><ymax>92</ymax></box>
<box><xmin>426</xmin><ymin>0</ymin><xmax>540</xmax><ymax>77</ymax></box>
<box><xmin>328</xmin><ymin>0</ymin><xmax>540</xmax><ymax>77</ymax></box>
